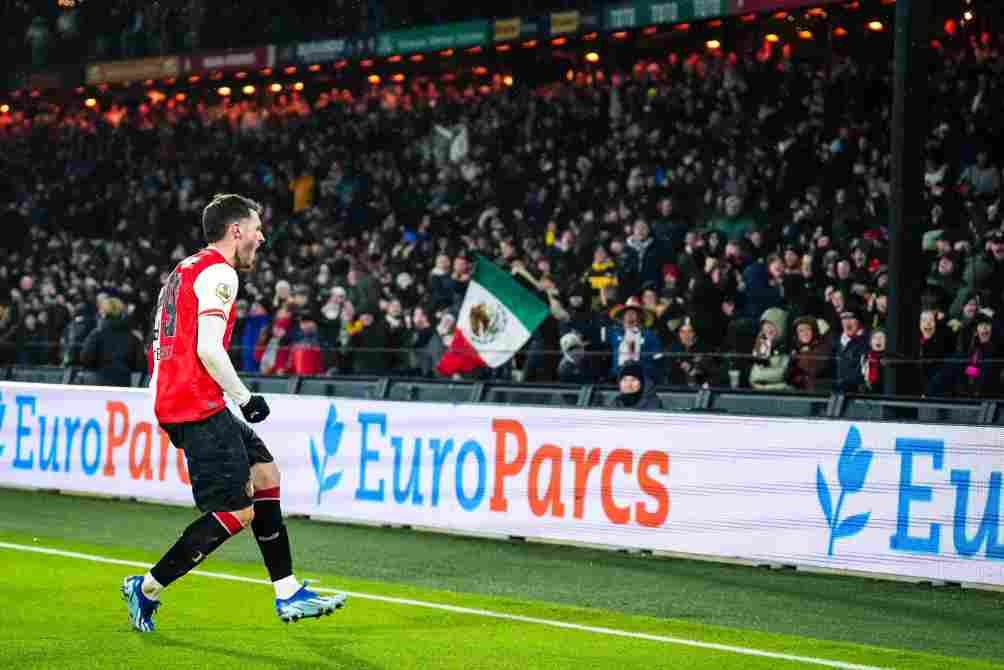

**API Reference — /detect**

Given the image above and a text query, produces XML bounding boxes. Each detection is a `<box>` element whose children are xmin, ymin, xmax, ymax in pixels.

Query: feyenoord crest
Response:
<box><xmin>216</xmin><ymin>282</ymin><xmax>234</xmax><ymax>304</ymax></box>
<box><xmin>469</xmin><ymin>301</ymin><xmax>507</xmax><ymax>345</ymax></box>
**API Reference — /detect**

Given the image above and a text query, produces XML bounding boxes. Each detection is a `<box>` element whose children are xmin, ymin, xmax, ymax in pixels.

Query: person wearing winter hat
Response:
<box><xmin>557</xmin><ymin>331</ymin><xmax>597</xmax><ymax>384</ymax></box>
<box><xmin>610</xmin><ymin>361</ymin><xmax>661</xmax><ymax>409</ymax></box>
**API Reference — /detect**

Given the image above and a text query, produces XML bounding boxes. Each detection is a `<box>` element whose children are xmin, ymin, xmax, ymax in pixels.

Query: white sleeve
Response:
<box><xmin>193</xmin><ymin>263</ymin><xmax>252</xmax><ymax>407</ymax></box>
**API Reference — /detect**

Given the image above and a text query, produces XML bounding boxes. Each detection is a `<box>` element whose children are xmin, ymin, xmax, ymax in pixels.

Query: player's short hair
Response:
<box><xmin>202</xmin><ymin>194</ymin><xmax>263</xmax><ymax>243</ymax></box>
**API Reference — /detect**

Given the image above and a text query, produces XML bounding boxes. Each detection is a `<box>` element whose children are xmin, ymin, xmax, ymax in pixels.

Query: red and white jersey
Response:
<box><xmin>150</xmin><ymin>247</ymin><xmax>239</xmax><ymax>425</ymax></box>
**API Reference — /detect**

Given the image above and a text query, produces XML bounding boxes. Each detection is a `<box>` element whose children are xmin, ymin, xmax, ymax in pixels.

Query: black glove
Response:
<box><xmin>241</xmin><ymin>395</ymin><xmax>270</xmax><ymax>423</ymax></box>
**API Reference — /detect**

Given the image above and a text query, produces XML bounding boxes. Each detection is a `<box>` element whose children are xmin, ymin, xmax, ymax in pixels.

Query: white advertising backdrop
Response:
<box><xmin>1</xmin><ymin>381</ymin><xmax>1002</xmax><ymax>586</ymax></box>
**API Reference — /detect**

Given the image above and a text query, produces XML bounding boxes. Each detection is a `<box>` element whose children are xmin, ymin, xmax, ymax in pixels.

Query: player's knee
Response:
<box><xmin>234</xmin><ymin>505</ymin><xmax>255</xmax><ymax>527</ymax></box>
<box><xmin>252</xmin><ymin>462</ymin><xmax>281</xmax><ymax>491</ymax></box>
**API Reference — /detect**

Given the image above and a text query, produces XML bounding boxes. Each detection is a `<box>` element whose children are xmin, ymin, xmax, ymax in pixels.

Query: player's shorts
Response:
<box><xmin>161</xmin><ymin>408</ymin><xmax>274</xmax><ymax>513</ymax></box>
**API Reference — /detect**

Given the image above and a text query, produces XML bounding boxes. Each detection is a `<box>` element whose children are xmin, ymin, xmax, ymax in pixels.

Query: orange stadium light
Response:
<box><xmin>807</xmin><ymin>8</ymin><xmax>827</xmax><ymax>18</ymax></box>
<box><xmin>503</xmin><ymin>75</ymin><xmax>514</xmax><ymax>86</ymax></box>
<box><xmin>706</xmin><ymin>39</ymin><xmax>722</xmax><ymax>50</ymax></box>
<box><xmin>188</xmin><ymin>75</ymin><xmax>201</xmax><ymax>83</ymax></box>
<box><xmin>496</xmin><ymin>43</ymin><xmax>512</xmax><ymax>52</ymax></box>
<box><xmin>473</xmin><ymin>66</ymin><xmax>488</xmax><ymax>76</ymax></box>
<box><xmin>674</xmin><ymin>23</ymin><xmax>690</xmax><ymax>31</ymax></box>
<box><xmin>260</xmin><ymin>68</ymin><xmax>272</xmax><ymax>76</ymax></box>
<box><xmin>963</xmin><ymin>11</ymin><xmax>974</xmax><ymax>22</ymax></box>
<box><xmin>583</xmin><ymin>32</ymin><xmax>598</xmax><ymax>41</ymax></box>
<box><xmin>613</xmin><ymin>31</ymin><xmax>629</xmax><ymax>40</ymax></box>
<box><xmin>216</xmin><ymin>87</ymin><xmax>231</xmax><ymax>97</ymax></box>
<box><xmin>235</xmin><ymin>71</ymin><xmax>248</xmax><ymax>79</ymax></box>
<box><xmin>84</xmin><ymin>97</ymin><xmax>97</xmax><ymax>107</ymax></box>
<box><xmin>773</xmin><ymin>11</ymin><xmax>788</xmax><ymax>19</ymax></box>
<box><xmin>293</xmin><ymin>81</ymin><xmax>305</xmax><ymax>91</ymax></box>
<box><xmin>642</xmin><ymin>27</ymin><xmax>658</xmax><ymax>36</ymax></box>
<box><xmin>284</xmin><ymin>66</ymin><xmax>297</xmax><ymax>75</ymax></box>
<box><xmin>440</xmin><ymin>49</ymin><xmax>455</xmax><ymax>57</ymax></box>
<box><xmin>269</xmin><ymin>83</ymin><xmax>282</xmax><ymax>93</ymax></box>
<box><xmin>410</xmin><ymin>54</ymin><xmax>425</xmax><ymax>62</ymax></box>
<box><xmin>765</xmin><ymin>33</ymin><xmax>780</xmax><ymax>43</ymax></box>
<box><xmin>867</xmin><ymin>20</ymin><xmax>885</xmax><ymax>32</ymax></box>
<box><xmin>368</xmin><ymin>74</ymin><xmax>381</xmax><ymax>85</ymax></box>
<box><xmin>466</xmin><ymin>46</ymin><xmax>482</xmax><ymax>54</ymax></box>
<box><xmin>708</xmin><ymin>20</ymin><xmax>723</xmax><ymax>28</ymax></box>
<box><xmin>585</xmin><ymin>51</ymin><xmax>600</xmax><ymax>63</ymax></box>
<box><xmin>833</xmin><ymin>26</ymin><xmax>849</xmax><ymax>37</ymax></box>
<box><xmin>392</xmin><ymin>73</ymin><xmax>405</xmax><ymax>83</ymax></box>
<box><xmin>0</xmin><ymin>104</ymin><xmax>10</xmax><ymax>114</ymax></box>
<box><xmin>174</xmin><ymin>93</ymin><xmax>187</xmax><ymax>102</ymax></box>
<box><xmin>308</xmin><ymin>63</ymin><xmax>322</xmax><ymax>71</ymax></box>
<box><xmin>845</xmin><ymin>1</ymin><xmax>860</xmax><ymax>9</ymax></box>
<box><xmin>740</xmin><ymin>13</ymin><xmax>756</xmax><ymax>22</ymax></box>
<box><xmin>799</xmin><ymin>30</ymin><xmax>814</xmax><ymax>40</ymax></box>
<box><xmin>552</xmin><ymin>36</ymin><xmax>568</xmax><ymax>46</ymax></box>
<box><xmin>242</xmin><ymin>85</ymin><xmax>256</xmax><ymax>95</ymax></box>
<box><xmin>522</xmin><ymin>40</ymin><xmax>538</xmax><ymax>48</ymax></box>
<box><xmin>387</xmin><ymin>55</ymin><xmax>402</xmax><ymax>63</ymax></box>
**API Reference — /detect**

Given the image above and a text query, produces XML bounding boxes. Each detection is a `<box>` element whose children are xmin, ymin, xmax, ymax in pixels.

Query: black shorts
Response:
<box><xmin>161</xmin><ymin>409</ymin><xmax>274</xmax><ymax>513</ymax></box>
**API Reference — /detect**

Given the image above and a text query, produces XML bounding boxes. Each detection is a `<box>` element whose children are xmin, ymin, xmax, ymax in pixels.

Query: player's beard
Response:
<box><xmin>235</xmin><ymin>243</ymin><xmax>257</xmax><ymax>272</ymax></box>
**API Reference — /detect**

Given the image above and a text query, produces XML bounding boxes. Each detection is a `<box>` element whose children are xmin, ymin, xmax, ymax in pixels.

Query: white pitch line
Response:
<box><xmin>0</xmin><ymin>541</ymin><xmax>890</xmax><ymax>670</ymax></box>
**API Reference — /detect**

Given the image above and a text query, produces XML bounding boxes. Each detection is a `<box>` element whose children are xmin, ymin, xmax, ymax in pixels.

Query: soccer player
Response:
<box><xmin>121</xmin><ymin>194</ymin><xmax>346</xmax><ymax>632</ymax></box>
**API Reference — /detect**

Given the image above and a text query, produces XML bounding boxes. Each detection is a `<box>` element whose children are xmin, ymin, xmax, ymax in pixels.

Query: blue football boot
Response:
<box><xmin>121</xmin><ymin>575</ymin><xmax>160</xmax><ymax>632</ymax></box>
<box><xmin>276</xmin><ymin>581</ymin><xmax>347</xmax><ymax>623</ymax></box>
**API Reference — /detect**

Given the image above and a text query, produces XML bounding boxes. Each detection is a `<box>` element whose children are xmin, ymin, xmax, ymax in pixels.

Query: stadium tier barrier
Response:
<box><xmin>2</xmin><ymin>375</ymin><xmax>1003</xmax><ymax>589</ymax></box>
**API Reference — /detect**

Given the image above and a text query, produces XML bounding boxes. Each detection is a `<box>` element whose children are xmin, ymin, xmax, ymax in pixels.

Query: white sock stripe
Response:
<box><xmin>0</xmin><ymin>541</ymin><xmax>888</xmax><ymax>670</ymax></box>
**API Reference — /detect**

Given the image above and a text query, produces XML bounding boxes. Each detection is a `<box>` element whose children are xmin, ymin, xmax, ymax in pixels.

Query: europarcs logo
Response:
<box><xmin>309</xmin><ymin>405</ymin><xmax>344</xmax><ymax>505</ymax></box>
<box><xmin>816</xmin><ymin>426</ymin><xmax>874</xmax><ymax>556</ymax></box>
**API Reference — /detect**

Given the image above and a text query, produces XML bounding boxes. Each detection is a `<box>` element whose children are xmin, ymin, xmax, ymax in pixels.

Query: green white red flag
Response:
<box><xmin>436</xmin><ymin>257</ymin><xmax>549</xmax><ymax>376</ymax></box>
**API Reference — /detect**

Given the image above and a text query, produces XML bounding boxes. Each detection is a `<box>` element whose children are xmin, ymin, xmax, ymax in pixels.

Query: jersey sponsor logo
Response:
<box><xmin>215</xmin><ymin>282</ymin><xmax>235</xmax><ymax>304</ymax></box>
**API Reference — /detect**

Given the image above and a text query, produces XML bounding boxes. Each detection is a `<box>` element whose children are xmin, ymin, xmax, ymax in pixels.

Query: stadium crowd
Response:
<box><xmin>1</xmin><ymin>28</ymin><xmax>1003</xmax><ymax>398</ymax></box>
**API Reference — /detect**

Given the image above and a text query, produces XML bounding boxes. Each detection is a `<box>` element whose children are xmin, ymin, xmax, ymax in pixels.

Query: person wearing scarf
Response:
<box><xmin>960</xmin><ymin>314</ymin><xmax>1002</xmax><ymax>397</ymax></box>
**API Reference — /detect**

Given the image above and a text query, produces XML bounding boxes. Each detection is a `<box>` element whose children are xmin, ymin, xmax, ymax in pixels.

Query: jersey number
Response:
<box><xmin>159</xmin><ymin>271</ymin><xmax>182</xmax><ymax>339</ymax></box>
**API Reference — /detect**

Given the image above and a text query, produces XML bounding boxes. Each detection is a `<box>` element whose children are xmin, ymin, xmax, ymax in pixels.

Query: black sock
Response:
<box><xmin>252</xmin><ymin>489</ymin><xmax>293</xmax><ymax>583</ymax></box>
<box><xmin>150</xmin><ymin>511</ymin><xmax>244</xmax><ymax>588</ymax></box>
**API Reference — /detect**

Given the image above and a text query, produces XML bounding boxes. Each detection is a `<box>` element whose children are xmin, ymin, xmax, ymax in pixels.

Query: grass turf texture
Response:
<box><xmin>0</xmin><ymin>489</ymin><xmax>1001</xmax><ymax>669</ymax></box>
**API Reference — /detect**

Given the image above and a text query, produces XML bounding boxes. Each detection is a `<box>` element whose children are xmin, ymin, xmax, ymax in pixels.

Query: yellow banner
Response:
<box><xmin>494</xmin><ymin>18</ymin><xmax>521</xmax><ymax>42</ymax></box>
<box><xmin>85</xmin><ymin>57</ymin><xmax>180</xmax><ymax>85</ymax></box>
<box><xmin>550</xmin><ymin>11</ymin><xmax>580</xmax><ymax>35</ymax></box>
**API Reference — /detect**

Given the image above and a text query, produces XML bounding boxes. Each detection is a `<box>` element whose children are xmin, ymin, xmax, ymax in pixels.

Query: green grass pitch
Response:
<box><xmin>0</xmin><ymin>489</ymin><xmax>1002</xmax><ymax>669</ymax></box>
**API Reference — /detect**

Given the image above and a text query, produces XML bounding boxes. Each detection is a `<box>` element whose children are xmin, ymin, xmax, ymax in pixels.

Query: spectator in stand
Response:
<box><xmin>665</xmin><ymin>318</ymin><xmax>705</xmax><ymax>387</ymax></box>
<box><xmin>606</xmin><ymin>297</ymin><xmax>662</xmax><ymax>383</ymax></box>
<box><xmin>557</xmin><ymin>332</ymin><xmax>594</xmax><ymax>384</ymax></box>
<box><xmin>240</xmin><ymin>301</ymin><xmax>271</xmax><ymax>372</ymax></box>
<box><xmin>258</xmin><ymin>312</ymin><xmax>293</xmax><ymax>376</ymax></box>
<box><xmin>918</xmin><ymin>309</ymin><xmax>956</xmax><ymax>397</ymax></box>
<box><xmin>749</xmin><ymin>308</ymin><xmax>792</xmax><ymax>392</ymax></box>
<box><xmin>861</xmin><ymin>328</ymin><xmax>894</xmax><ymax>395</ymax></box>
<box><xmin>79</xmin><ymin>297</ymin><xmax>146</xmax><ymax>386</ymax></box>
<box><xmin>833</xmin><ymin>308</ymin><xmax>869</xmax><ymax>394</ymax></box>
<box><xmin>61</xmin><ymin>300</ymin><xmax>98</xmax><ymax>366</ymax></box>
<box><xmin>290</xmin><ymin>313</ymin><xmax>324</xmax><ymax>377</ymax></box>
<box><xmin>957</xmin><ymin>314</ymin><xmax>1002</xmax><ymax>397</ymax></box>
<box><xmin>787</xmin><ymin>316</ymin><xmax>833</xmax><ymax>393</ymax></box>
<box><xmin>609</xmin><ymin>362</ymin><xmax>661</xmax><ymax>410</ymax></box>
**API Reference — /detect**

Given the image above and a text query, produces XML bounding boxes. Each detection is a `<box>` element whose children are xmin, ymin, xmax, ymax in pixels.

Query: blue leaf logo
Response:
<box><xmin>311</xmin><ymin>405</ymin><xmax>344</xmax><ymax>504</ymax></box>
<box><xmin>818</xmin><ymin>426</ymin><xmax>874</xmax><ymax>556</ymax></box>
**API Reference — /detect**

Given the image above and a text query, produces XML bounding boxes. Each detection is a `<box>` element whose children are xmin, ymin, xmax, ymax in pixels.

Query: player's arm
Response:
<box><xmin>192</xmin><ymin>264</ymin><xmax>264</xmax><ymax>418</ymax></box>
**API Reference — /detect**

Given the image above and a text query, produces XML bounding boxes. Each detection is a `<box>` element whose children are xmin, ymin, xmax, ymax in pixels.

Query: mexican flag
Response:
<box><xmin>437</xmin><ymin>257</ymin><xmax>549</xmax><ymax>376</ymax></box>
